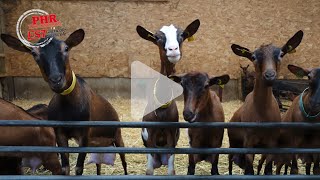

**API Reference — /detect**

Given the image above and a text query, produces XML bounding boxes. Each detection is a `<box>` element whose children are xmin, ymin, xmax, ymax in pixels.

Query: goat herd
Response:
<box><xmin>0</xmin><ymin>18</ymin><xmax>318</xmax><ymax>176</ymax></box>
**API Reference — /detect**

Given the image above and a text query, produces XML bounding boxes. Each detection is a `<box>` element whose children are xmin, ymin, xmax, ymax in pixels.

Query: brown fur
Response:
<box><xmin>276</xmin><ymin>65</ymin><xmax>320</xmax><ymax>175</ymax></box>
<box><xmin>240</xmin><ymin>64</ymin><xmax>255</xmax><ymax>100</ymax></box>
<box><xmin>229</xmin><ymin>45</ymin><xmax>282</xmax><ymax>175</ymax></box>
<box><xmin>0</xmin><ymin>99</ymin><xmax>62</xmax><ymax>175</ymax></box>
<box><xmin>0</xmin><ymin>30</ymin><xmax>127</xmax><ymax>175</ymax></box>
<box><xmin>136</xmin><ymin>20</ymin><xmax>200</xmax><ymax>175</ymax></box>
<box><xmin>141</xmin><ymin>57</ymin><xmax>180</xmax><ymax>176</ymax></box>
<box><xmin>170</xmin><ymin>72</ymin><xmax>229</xmax><ymax>175</ymax></box>
<box><xmin>27</xmin><ymin>104</ymin><xmax>48</xmax><ymax>120</ymax></box>
<box><xmin>228</xmin><ymin>31</ymin><xmax>303</xmax><ymax>175</ymax></box>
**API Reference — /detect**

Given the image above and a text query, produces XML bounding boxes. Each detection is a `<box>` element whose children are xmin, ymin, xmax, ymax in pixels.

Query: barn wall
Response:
<box><xmin>1</xmin><ymin>0</ymin><xmax>319</xmax><ymax>80</ymax></box>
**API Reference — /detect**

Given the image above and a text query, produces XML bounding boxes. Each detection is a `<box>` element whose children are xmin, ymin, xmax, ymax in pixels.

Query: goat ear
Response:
<box><xmin>231</xmin><ymin>44</ymin><xmax>253</xmax><ymax>61</ymax></box>
<box><xmin>136</xmin><ymin>25</ymin><xmax>157</xmax><ymax>44</ymax></box>
<box><xmin>281</xmin><ymin>30</ymin><xmax>303</xmax><ymax>56</ymax></box>
<box><xmin>65</xmin><ymin>29</ymin><xmax>85</xmax><ymax>49</ymax></box>
<box><xmin>182</xmin><ymin>19</ymin><xmax>200</xmax><ymax>41</ymax></box>
<box><xmin>287</xmin><ymin>64</ymin><xmax>309</xmax><ymax>78</ymax></box>
<box><xmin>169</xmin><ymin>74</ymin><xmax>185</xmax><ymax>84</ymax></box>
<box><xmin>209</xmin><ymin>74</ymin><xmax>230</xmax><ymax>86</ymax></box>
<box><xmin>1</xmin><ymin>34</ymin><xmax>31</xmax><ymax>53</ymax></box>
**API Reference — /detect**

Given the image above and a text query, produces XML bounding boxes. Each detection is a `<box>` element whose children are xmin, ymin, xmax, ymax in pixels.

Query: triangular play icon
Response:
<box><xmin>131</xmin><ymin>61</ymin><xmax>183</xmax><ymax>120</ymax></box>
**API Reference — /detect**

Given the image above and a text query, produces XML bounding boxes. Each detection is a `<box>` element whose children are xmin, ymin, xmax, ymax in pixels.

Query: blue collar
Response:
<box><xmin>299</xmin><ymin>87</ymin><xmax>320</xmax><ymax>120</ymax></box>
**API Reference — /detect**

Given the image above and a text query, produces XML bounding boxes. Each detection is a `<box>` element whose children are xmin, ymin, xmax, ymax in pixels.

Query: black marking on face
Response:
<box><xmin>154</xmin><ymin>28</ymin><xmax>184</xmax><ymax>51</ymax></box>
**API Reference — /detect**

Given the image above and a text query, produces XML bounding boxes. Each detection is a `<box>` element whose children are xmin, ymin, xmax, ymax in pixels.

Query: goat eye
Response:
<box><xmin>280</xmin><ymin>51</ymin><xmax>284</xmax><ymax>58</ymax></box>
<box><xmin>308</xmin><ymin>75</ymin><xmax>311</xmax><ymax>80</ymax></box>
<box><xmin>65</xmin><ymin>46</ymin><xmax>69</xmax><ymax>52</ymax></box>
<box><xmin>251</xmin><ymin>54</ymin><xmax>256</xmax><ymax>60</ymax></box>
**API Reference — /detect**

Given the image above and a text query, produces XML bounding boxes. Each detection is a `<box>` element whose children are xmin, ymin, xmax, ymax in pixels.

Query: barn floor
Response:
<box><xmin>12</xmin><ymin>98</ymin><xmax>307</xmax><ymax>176</ymax></box>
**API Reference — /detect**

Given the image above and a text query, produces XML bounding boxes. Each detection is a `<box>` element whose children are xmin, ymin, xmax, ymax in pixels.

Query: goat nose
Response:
<box><xmin>168</xmin><ymin>46</ymin><xmax>178</xmax><ymax>51</ymax></box>
<box><xmin>183</xmin><ymin>110</ymin><xmax>195</xmax><ymax>122</ymax></box>
<box><xmin>264</xmin><ymin>71</ymin><xmax>276</xmax><ymax>79</ymax></box>
<box><xmin>49</xmin><ymin>75</ymin><xmax>62</xmax><ymax>83</ymax></box>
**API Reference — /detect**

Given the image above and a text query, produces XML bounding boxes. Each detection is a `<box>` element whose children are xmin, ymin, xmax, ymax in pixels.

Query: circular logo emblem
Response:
<box><xmin>16</xmin><ymin>9</ymin><xmax>54</xmax><ymax>48</ymax></box>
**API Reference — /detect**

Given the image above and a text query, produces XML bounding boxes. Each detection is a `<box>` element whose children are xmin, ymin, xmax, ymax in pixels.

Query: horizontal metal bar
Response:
<box><xmin>1</xmin><ymin>146</ymin><xmax>320</xmax><ymax>154</ymax></box>
<box><xmin>1</xmin><ymin>120</ymin><xmax>320</xmax><ymax>129</ymax></box>
<box><xmin>1</xmin><ymin>175</ymin><xmax>320</xmax><ymax>180</ymax></box>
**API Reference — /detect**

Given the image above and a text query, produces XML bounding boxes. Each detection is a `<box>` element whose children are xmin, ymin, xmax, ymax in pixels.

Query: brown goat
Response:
<box><xmin>26</xmin><ymin>104</ymin><xmax>48</xmax><ymax>120</ymax></box>
<box><xmin>1</xmin><ymin>29</ymin><xmax>127</xmax><ymax>175</ymax></box>
<box><xmin>228</xmin><ymin>30</ymin><xmax>304</xmax><ymax>175</ymax></box>
<box><xmin>0</xmin><ymin>99</ymin><xmax>62</xmax><ymax>175</ymax></box>
<box><xmin>240</xmin><ymin>64</ymin><xmax>255</xmax><ymax>100</ymax></box>
<box><xmin>277</xmin><ymin>64</ymin><xmax>320</xmax><ymax>175</ymax></box>
<box><xmin>0</xmin><ymin>103</ymin><xmax>49</xmax><ymax>175</ymax></box>
<box><xmin>171</xmin><ymin>72</ymin><xmax>229</xmax><ymax>175</ymax></box>
<box><xmin>136</xmin><ymin>20</ymin><xmax>200</xmax><ymax>175</ymax></box>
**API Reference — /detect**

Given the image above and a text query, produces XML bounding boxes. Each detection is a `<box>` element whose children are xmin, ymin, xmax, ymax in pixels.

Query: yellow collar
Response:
<box><xmin>60</xmin><ymin>71</ymin><xmax>76</xmax><ymax>95</ymax></box>
<box><xmin>153</xmin><ymin>78</ymin><xmax>173</xmax><ymax>109</ymax></box>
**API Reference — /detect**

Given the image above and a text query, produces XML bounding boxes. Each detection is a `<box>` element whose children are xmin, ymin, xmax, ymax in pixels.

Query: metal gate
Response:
<box><xmin>0</xmin><ymin>120</ymin><xmax>320</xmax><ymax>179</ymax></box>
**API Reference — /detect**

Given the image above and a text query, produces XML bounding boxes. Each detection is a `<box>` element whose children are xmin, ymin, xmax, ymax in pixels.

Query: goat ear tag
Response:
<box><xmin>188</xmin><ymin>35</ymin><xmax>195</xmax><ymax>42</ymax></box>
<box><xmin>287</xmin><ymin>45</ymin><xmax>296</xmax><ymax>54</ymax></box>
<box><xmin>217</xmin><ymin>79</ymin><xmax>224</xmax><ymax>88</ymax></box>
<box><xmin>147</xmin><ymin>34</ymin><xmax>156</xmax><ymax>40</ymax></box>
<box><xmin>295</xmin><ymin>71</ymin><xmax>305</xmax><ymax>78</ymax></box>
<box><xmin>241</xmin><ymin>49</ymin><xmax>249</xmax><ymax>54</ymax></box>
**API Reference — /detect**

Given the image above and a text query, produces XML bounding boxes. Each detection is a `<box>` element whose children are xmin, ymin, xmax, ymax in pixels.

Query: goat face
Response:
<box><xmin>240</xmin><ymin>64</ymin><xmax>250</xmax><ymax>77</ymax></box>
<box><xmin>288</xmin><ymin>65</ymin><xmax>320</xmax><ymax>114</ymax></box>
<box><xmin>1</xmin><ymin>29</ymin><xmax>84</xmax><ymax>93</ymax></box>
<box><xmin>136</xmin><ymin>19</ymin><xmax>200</xmax><ymax>64</ymax></box>
<box><xmin>171</xmin><ymin>72</ymin><xmax>229</xmax><ymax>123</ymax></box>
<box><xmin>231</xmin><ymin>30</ymin><xmax>304</xmax><ymax>86</ymax></box>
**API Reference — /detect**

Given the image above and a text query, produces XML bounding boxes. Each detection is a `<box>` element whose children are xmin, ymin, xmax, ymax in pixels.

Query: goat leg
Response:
<box><xmin>243</xmin><ymin>138</ymin><xmax>254</xmax><ymax>175</ymax></box>
<box><xmin>146</xmin><ymin>154</ymin><xmax>154</xmax><ymax>175</ymax></box>
<box><xmin>42</xmin><ymin>153</ymin><xmax>62</xmax><ymax>175</ymax></box>
<box><xmin>96</xmin><ymin>164</ymin><xmax>101</xmax><ymax>175</ymax></box>
<box><xmin>306</xmin><ymin>162</ymin><xmax>311</xmax><ymax>175</ymax></box>
<box><xmin>276</xmin><ymin>163</ymin><xmax>284</xmax><ymax>175</ymax></box>
<box><xmin>290</xmin><ymin>157</ymin><xmax>299</xmax><ymax>175</ymax></box>
<box><xmin>167</xmin><ymin>154</ymin><xmax>175</xmax><ymax>175</ymax></box>
<box><xmin>75</xmin><ymin>136</ymin><xmax>88</xmax><ymax>175</ymax></box>
<box><xmin>115</xmin><ymin>129</ymin><xmax>128</xmax><ymax>175</ymax></box>
<box><xmin>313</xmin><ymin>159</ymin><xmax>320</xmax><ymax>175</ymax></box>
<box><xmin>55</xmin><ymin>129</ymin><xmax>70</xmax><ymax>175</ymax></box>
<box><xmin>264</xmin><ymin>154</ymin><xmax>273</xmax><ymax>175</ymax></box>
<box><xmin>211</xmin><ymin>154</ymin><xmax>219</xmax><ymax>175</ymax></box>
<box><xmin>228</xmin><ymin>154</ymin><xmax>233</xmax><ymax>175</ymax></box>
<box><xmin>187</xmin><ymin>154</ymin><xmax>195</xmax><ymax>175</ymax></box>
<box><xmin>244</xmin><ymin>153</ymin><xmax>254</xmax><ymax>175</ymax></box>
<box><xmin>257</xmin><ymin>154</ymin><xmax>266</xmax><ymax>175</ymax></box>
<box><xmin>284</xmin><ymin>164</ymin><xmax>289</xmax><ymax>175</ymax></box>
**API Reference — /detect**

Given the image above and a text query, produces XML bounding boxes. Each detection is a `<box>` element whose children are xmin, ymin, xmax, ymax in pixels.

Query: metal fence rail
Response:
<box><xmin>1</xmin><ymin>120</ymin><xmax>320</xmax><ymax>179</ymax></box>
<box><xmin>1</xmin><ymin>175</ymin><xmax>320</xmax><ymax>180</ymax></box>
<box><xmin>1</xmin><ymin>120</ymin><xmax>320</xmax><ymax>128</ymax></box>
<box><xmin>1</xmin><ymin>146</ymin><xmax>320</xmax><ymax>154</ymax></box>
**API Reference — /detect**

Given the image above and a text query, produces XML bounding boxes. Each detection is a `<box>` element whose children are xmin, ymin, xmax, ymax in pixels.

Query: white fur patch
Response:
<box><xmin>146</xmin><ymin>154</ymin><xmax>154</xmax><ymax>175</ymax></box>
<box><xmin>167</xmin><ymin>154</ymin><xmax>175</xmax><ymax>175</ymax></box>
<box><xmin>186</xmin><ymin>128</ymin><xmax>191</xmax><ymax>144</ymax></box>
<box><xmin>141</xmin><ymin>128</ymin><xmax>148</xmax><ymax>141</ymax></box>
<box><xmin>160</xmin><ymin>25</ymin><xmax>181</xmax><ymax>63</ymax></box>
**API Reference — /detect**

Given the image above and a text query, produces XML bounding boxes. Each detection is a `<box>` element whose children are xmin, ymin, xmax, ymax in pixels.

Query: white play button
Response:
<box><xmin>131</xmin><ymin>61</ymin><xmax>183</xmax><ymax>120</ymax></box>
